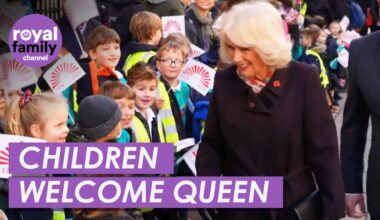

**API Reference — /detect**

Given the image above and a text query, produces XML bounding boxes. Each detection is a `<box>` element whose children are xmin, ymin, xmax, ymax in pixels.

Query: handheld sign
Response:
<box><xmin>43</xmin><ymin>53</ymin><xmax>85</xmax><ymax>94</ymax></box>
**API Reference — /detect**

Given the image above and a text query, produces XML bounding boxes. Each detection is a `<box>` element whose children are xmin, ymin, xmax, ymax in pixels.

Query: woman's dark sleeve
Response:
<box><xmin>303</xmin><ymin>65</ymin><xmax>345</xmax><ymax>218</ymax></box>
<box><xmin>195</xmin><ymin>74</ymin><xmax>224</xmax><ymax>176</ymax></box>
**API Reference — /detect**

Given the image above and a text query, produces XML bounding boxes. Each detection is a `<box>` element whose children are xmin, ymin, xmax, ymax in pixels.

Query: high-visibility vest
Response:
<box><xmin>123</xmin><ymin>51</ymin><xmax>156</xmax><ymax>74</ymax></box>
<box><xmin>157</xmin><ymin>82</ymin><xmax>180</xmax><ymax>144</ymax></box>
<box><xmin>306</xmin><ymin>49</ymin><xmax>329</xmax><ymax>88</ymax></box>
<box><xmin>131</xmin><ymin>115</ymin><xmax>165</xmax><ymax>143</ymax></box>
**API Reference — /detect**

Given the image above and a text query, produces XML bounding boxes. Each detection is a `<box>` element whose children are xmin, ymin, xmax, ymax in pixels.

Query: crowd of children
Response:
<box><xmin>0</xmin><ymin>0</ymin><xmax>368</xmax><ymax>219</ymax></box>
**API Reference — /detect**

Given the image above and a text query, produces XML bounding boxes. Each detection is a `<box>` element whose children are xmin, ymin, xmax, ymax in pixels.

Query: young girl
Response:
<box><xmin>4</xmin><ymin>91</ymin><xmax>69</xmax><ymax>220</ymax></box>
<box><xmin>5</xmin><ymin>91</ymin><xmax>69</xmax><ymax>142</ymax></box>
<box><xmin>328</xmin><ymin>21</ymin><xmax>343</xmax><ymax>45</ymax></box>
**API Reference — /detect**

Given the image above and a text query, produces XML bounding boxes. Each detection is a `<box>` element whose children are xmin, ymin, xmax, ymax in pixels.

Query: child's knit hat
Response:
<box><xmin>77</xmin><ymin>95</ymin><xmax>121</xmax><ymax>141</ymax></box>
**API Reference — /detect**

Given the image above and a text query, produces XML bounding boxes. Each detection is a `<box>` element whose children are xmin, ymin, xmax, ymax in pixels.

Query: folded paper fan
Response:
<box><xmin>0</xmin><ymin>146</ymin><xmax>8</xmax><ymax>165</ymax></box>
<box><xmin>164</xmin><ymin>20</ymin><xmax>182</xmax><ymax>32</ymax></box>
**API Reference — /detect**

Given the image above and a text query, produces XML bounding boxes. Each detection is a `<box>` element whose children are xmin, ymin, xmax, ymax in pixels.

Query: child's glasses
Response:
<box><xmin>158</xmin><ymin>59</ymin><xmax>185</xmax><ymax>67</ymax></box>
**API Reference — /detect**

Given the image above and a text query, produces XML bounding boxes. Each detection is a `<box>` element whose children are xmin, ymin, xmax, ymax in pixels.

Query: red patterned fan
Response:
<box><xmin>183</xmin><ymin>64</ymin><xmax>211</xmax><ymax>88</ymax></box>
<box><xmin>50</xmin><ymin>62</ymin><xmax>81</xmax><ymax>89</ymax></box>
<box><xmin>164</xmin><ymin>20</ymin><xmax>182</xmax><ymax>32</ymax></box>
<box><xmin>1</xmin><ymin>58</ymin><xmax>31</xmax><ymax>83</ymax></box>
<box><xmin>3</xmin><ymin>58</ymin><xmax>30</xmax><ymax>76</ymax></box>
<box><xmin>190</xmin><ymin>49</ymin><xmax>202</xmax><ymax>58</ymax></box>
<box><xmin>0</xmin><ymin>146</ymin><xmax>9</xmax><ymax>165</ymax></box>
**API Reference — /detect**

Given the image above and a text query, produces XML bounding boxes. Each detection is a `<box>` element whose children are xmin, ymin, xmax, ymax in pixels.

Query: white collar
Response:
<box><xmin>171</xmin><ymin>80</ymin><xmax>181</xmax><ymax>92</ymax></box>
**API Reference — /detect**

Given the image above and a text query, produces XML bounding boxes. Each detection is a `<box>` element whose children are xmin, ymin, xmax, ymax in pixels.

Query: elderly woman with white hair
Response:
<box><xmin>195</xmin><ymin>1</ymin><xmax>345</xmax><ymax>219</ymax></box>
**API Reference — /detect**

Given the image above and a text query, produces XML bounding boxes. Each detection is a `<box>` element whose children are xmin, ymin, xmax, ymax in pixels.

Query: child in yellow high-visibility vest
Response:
<box><xmin>120</xmin><ymin>11</ymin><xmax>162</xmax><ymax>73</ymax></box>
<box><xmin>127</xmin><ymin>62</ymin><xmax>165</xmax><ymax>144</ymax></box>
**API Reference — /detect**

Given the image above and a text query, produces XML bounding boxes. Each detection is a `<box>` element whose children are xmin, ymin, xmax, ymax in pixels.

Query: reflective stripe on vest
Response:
<box><xmin>131</xmin><ymin>115</ymin><xmax>165</xmax><ymax>143</ymax></box>
<box><xmin>305</xmin><ymin>49</ymin><xmax>329</xmax><ymax>88</ymax></box>
<box><xmin>158</xmin><ymin>82</ymin><xmax>180</xmax><ymax>144</ymax></box>
<box><xmin>123</xmin><ymin>51</ymin><xmax>156</xmax><ymax>73</ymax></box>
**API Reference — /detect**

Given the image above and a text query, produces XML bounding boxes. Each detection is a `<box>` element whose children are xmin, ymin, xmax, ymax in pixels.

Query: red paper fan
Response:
<box><xmin>0</xmin><ymin>146</ymin><xmax>9</xmax><ymax>165</ymax></box>
<box><xmin>183</xmin><ymin>65</ymin><xmax>211</xmax><ymax>88</ymax></box>
<box><xmin>164</xmin><ymin>20</ymin><xmax>181</xmax><ymax>32</ymax></box>
<box><xmin>1</xmin><ymin>58</ymin><xmax>30</xmax><ymax>81</ymax></box>
<box><xmin>51</xmin><ymin>62</ymin><xmax>81</xmax><ymax>89</ymax></box>
<box><xmin>190</xmin><ymin>49</ymin><xmax>203</xmax><ymax>58</ymax></box>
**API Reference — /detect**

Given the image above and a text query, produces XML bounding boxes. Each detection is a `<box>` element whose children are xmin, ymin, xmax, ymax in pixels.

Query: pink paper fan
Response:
<box><xmin>2</xmin><ymin>58</ymin><xmax>30</xmax><ymax>81</ymax></box>
<box><xmin>183</xmin><ymin>65</ymin><xmax>211</xmax><ymax>88</ymax></box>
<box><xmin>0</xmin><ymin>146</ymin><xmax>9</xmax><ymax>165</ymax></box>
<box><xmin>164</xmin><ymin>20</ymin><xmax>181</xmax><ymax>32</ymax></box>
<box><xmin>51</xmin><ymin>62</ymin><xmax>80</xmax><ymax>89</ymax></box>
<box><xmin>190</xmin><ymin>49</ymin><xmax>202</xmax><ymax>58</ymax></box>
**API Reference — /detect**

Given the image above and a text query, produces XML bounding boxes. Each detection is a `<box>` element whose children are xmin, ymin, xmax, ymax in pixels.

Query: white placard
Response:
<box><xmin>0</xmin><ymin>53</ymin><xmax>37</xmax><ymax>92</ymax></box>
<box><xmin>63</xmin><ymin>0</ymin><xmax>99</xmax><ymax>29</ymax></box>
<box><xmin>189</xmin><ymin>44</ymin><xmax>206</xmax><ymax>59</ymax></box>
<box><xmin>180</xmin><ymin>59</ymin><xmax>215</xmax><ymax>96</ymax></box>
<box><xmin>337</xmin><ymin>48</ymin><xmax>349</xmax><ymax>68</ymax></box>
<box><xmin>0</xmin><ymin>3</ymin><xmax>29</xmax><ymax>43</ymax></box>
<box><xmin>0</xmin><ymin>134</ymin><xmax>45</xmax><ymax>179</ymax></box>
<box><xmin>342</xmin><ymin>30</ymin><xmax>361</xmax><ymax>45</ymax></box>
<box><xmin>43</xmin><ymin>53</ymin><xmax>85</xmax><ymax>94</ymax></box>
<box><xmin>162</xmin><ymin>16</ymin><xmax>186</xmax><ymax>38</ymax></box>
<box><xmin>340</xmin><ymin>16</ymin><xmax>350</xmax><ymax>33</ymax></box>
<box><xmin>175</xmin><ymin>138</ymin><xmax>195</xmax><ymax>152</ymax></box>
<box><xmin>183</xmin><ymin>144</ymin><xmax>199</xmax><ymax>175</ymax></box>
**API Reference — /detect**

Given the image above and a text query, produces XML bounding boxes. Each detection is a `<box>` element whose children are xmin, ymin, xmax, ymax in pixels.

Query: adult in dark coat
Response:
<box><xmin>341</xmin><ymin>31</ymin><xmax>380</xmax><ymax>219</ymax></box>
<box><xmin>196</xmin><ymin>1</ymin><xmax>345</xmax><ymax>219</ymax></box>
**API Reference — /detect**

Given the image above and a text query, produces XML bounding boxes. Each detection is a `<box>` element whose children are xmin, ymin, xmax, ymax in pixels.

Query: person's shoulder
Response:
<box><xmin>351</xmin><ymin>31</ymin><xmax>380</xmax><ymax>51</ymax></box>
<box><xmin>287</xmin><ymin>60</ymin><xmax>318</xmax><ymax>77</ymax></box>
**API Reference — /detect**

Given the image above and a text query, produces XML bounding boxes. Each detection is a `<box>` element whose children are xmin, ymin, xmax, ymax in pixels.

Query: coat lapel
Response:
<box><xmin>231</xmin><ymin>62</ymin><xmax>291</xmax><ymax>114</ymax></box>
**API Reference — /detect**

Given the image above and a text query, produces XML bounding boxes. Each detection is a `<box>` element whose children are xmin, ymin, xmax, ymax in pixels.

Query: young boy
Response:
<box><xmin>98</xmin><ymin>81</ymin><xmax>136</xmax><ymax>142</ymax></box>
<box><xmin>76</xmin><ymin>25</ymin><xmax>127</xmax><ymax>104</ymax></box>
<box><xmin>119</xmin><ymin>11</ymin><xmax>162</xmax><ymax>73</ymax></box>
<box><xmin>77</xmin><ymin>95</ymin><xmax>122</xmax><ymax>142</ymax></box>
<box><xmin>126</xmin><ymin>62</ymin><xmax>165</xmax><ymax>143</ymax></box>
<box><xmin>156</xmin><ymin>41</ymin><xmax>190</xmax><ymax>144</ymax></box>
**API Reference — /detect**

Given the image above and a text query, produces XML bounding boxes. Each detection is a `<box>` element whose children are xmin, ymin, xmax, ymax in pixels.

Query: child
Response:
<box><xmin>126</xmin><ymin>62</ymin><xmax>165</xmax><ymax>220</ymax></box>
<box><xmin>4</xmin><ymin>91</ymin><xmax>69</xmax><ymax>220</ymax></box>
<box><xmin>126</xmin><ymin>62</ymin><xmax>165</xmax><ymax>143</ymax></box>
<box><xmin>300</xmin><ymin>25</ymin><xmax>339</xmax><ymax>112</ymax></box>
<box><xmin>120</xmin><ymin>11</ymin><xmax>162</xmax><ymax>72</ymax></box>
<box><xmin>77</xmin><ymin>95</ymin><xmax>122</xmax><ymax>143</ymax></box>
<box><xmin>5</xmin><ymin>91</ymin><xmax>69</xmax><ymax>142</ymax></box>
<box><xmin>328</xmin><ymin>21</ymin><xmax>343</xmax><ymax>45</ymax></box>
<box><xmin>300</xmin><ymin>24</ymin><xmax>329</xmax><ymax>89</ymax></box>
<box><xmin>98</xmin><ymin>81</ymin><xmax>136</xmax><ymax>143</ymax></box>
<box><xmin>156</xmin><ymin>41</ymin><xmax>190</xmax><ymax>144</ymax></box>
<box><xmin>76</xmin><ymin>25</ymin><xmax>126</xmax><ymax>104</ymax></box>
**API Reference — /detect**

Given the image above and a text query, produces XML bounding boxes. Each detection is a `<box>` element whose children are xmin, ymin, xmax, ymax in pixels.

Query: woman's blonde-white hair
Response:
<box><xmin>220</xmin><ymin>0</ymin><xmax>292</xmax><ymax>69</ymax></box>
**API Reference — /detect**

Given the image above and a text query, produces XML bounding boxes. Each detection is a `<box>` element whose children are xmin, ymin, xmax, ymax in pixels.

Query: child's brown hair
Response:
<box><xmin>98</xmin><ymin>81</ymin><xmax>136</xmax><ymax>100</ymax></box>
<box><xmin>85</xmin><ymin>25</ymin><xmax>120</xmax><ymax>52</ymax></box>
<box><xmin>126</xmin><ymin>62</ymin><xmax>158</xmax><ymax>87</ymax></box>
<box><xmin>162</xmin><ymin>33</ymin><xmax>191</xmax><ymax>59</ymax></box>
<box><xmin>156</xmin><ymin>40</ymin><xmax>187</xmax><ymax>61</ymax></box>
<box><xmin>130</xmin><ymin>11</ymin><xmax>162</xmax><ymax>42</ymax></box>
<box><xmin>300</xmin><ymin>24</ymin><xmax>321</xmax><ymax>45</ymax></box>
